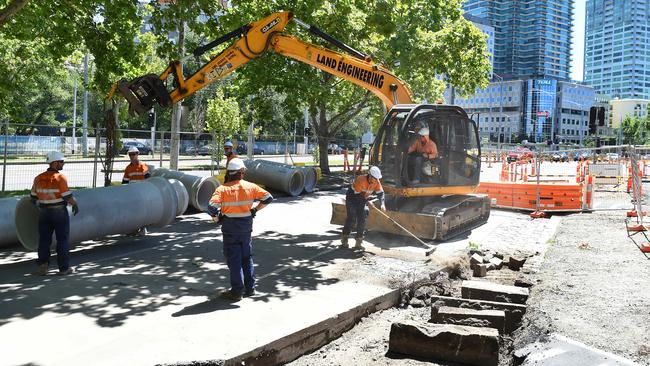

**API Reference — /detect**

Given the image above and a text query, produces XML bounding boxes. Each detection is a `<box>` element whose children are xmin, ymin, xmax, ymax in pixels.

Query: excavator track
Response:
<box><xmin>387</xmin><ymin>194</ymin><xmax>491</xmax><ymax>241</ymax></box>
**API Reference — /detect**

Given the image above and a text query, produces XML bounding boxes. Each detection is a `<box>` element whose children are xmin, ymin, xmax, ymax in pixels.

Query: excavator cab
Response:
<box><xmin>372</xmin><ymin>104</ymin><xmax>481</xmax><ymax>192</ymax></box>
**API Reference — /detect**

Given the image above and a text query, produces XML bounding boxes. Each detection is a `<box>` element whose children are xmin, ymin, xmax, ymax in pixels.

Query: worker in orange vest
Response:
<box><xmin>407</xmin><ymin>127</ymin><xmax>438</xmax><ymax>185</ymax></box>
<box><xmin>122</xmin><ymin>146</ymin><xmax>150</xmax><ymax>184</ymax></box>
<box><xmin>342</xmin><ymin>166</ymin><xmax>386</xmax><ymax>250</ymax></box>
<box><xmin>223</xmin><ymin>141</ymin><xmax>238</xmax><ymax>183</ymax></box>
<box><xmin>31</xmin><ymin>151</ymin><xmax>79</xmax><ymax>276</ymax></box>
<box><xmin>207</xmin><ymin>158</ymin><xmax>273</xmax><ymax>301</ymax></box>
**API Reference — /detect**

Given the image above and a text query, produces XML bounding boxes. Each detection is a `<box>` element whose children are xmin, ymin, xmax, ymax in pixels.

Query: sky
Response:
<box><xmin>571</xmin><ymin>0</ymin><xmax>586</xmax><ymax>81</ymax></box>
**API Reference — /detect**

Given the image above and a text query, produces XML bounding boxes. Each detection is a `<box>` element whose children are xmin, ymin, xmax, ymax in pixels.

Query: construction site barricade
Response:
<box><xmin>477</xmin><ymin>181</ymin><xmax>585</xmax><ymax>212</ymax></box>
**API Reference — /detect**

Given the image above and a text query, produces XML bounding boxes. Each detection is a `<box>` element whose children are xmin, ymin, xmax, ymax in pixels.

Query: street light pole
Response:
<box><xmin>72</xmin><ymin>76</ymin><xmax>77</xmax><ymax>155</ymax></box>
<box><xmin>82</xmin><ymin>53</ymin><xmax>89</xmax><ymax>157</ymax></box>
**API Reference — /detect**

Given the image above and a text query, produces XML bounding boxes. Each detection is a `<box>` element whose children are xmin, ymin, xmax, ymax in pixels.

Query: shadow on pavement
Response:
<box><xmin>0</xmin><ymin>214</ymin><xmax>355</xmax><ymax>328</ymax></box>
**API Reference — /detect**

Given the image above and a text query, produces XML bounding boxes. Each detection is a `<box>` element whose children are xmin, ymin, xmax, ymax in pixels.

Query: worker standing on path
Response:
<box><xmin>341</xmin><ymin>166</ymin><xmax>386</xmax><ymax>250</ymax></box>
<box><xmin>122</xmin><ymin>146</ymin><xmax>150</xmax><ymax>184</ymax></box>
<box><xmin>207</xmin><ymin>157</ymin><xmax>273</xmax><ymax>301</ymax></box>
<box><xmin>223</xmin><ymin>141</ymin><xmax>238</xmax><ymax>183</ymax></box>
<box><xmin>31</xmin><ymin>151</ymin><xmax>79</xmax><ymax>276</ymax></box>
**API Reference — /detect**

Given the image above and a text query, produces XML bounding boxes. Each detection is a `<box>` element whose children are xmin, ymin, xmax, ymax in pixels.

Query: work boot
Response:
<box><xmin>32</xmin><ymin>263</ymin><xmax>48</xmax><ymax>276</ymax></box>
<box><xmin>354</xmin><ymin>238</ymin><xmax>365</xmax><ymax>251</ymax></box>
<box><xmin>57</xmin><ymin>267</ymin><xmax>75</xmax><ymax>276</ymax></box>
<box><xmin>244</xmin><ymin>289</ymin><xmax>256</xmax><ymax>297</ymax></box>
<box><xmin>340</xmin><ymin>235</ymin><xmax>349</xmax><ymax>248</ymax></box>
<box><xmin>217</xmin><ymin>290</ymin><xmax>242</xmax><ymax>302</ymax></box>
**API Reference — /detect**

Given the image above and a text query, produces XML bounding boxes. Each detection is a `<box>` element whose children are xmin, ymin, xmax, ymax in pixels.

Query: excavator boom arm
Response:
<box><xmin>112</xmin><ymin>11</ymin><xmax>413</xmax><ymax>116</ymax></box>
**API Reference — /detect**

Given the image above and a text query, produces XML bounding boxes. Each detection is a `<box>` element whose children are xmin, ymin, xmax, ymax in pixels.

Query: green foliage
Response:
<box><xmin>621</xmin><ymin>113</ymin><xmax>650</xmax><ymax>145</ymax></box>
<box><xmin>205</xmin><ymin>89</ymin><xmax>243</xmax><ymax>166</ymax></box>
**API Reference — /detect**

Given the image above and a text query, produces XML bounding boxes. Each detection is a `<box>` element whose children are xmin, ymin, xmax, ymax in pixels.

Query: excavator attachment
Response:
<box><xmin>116</xmin><ymin>74</ymin><xmax>172</xmax><ymax>116</ymax></box>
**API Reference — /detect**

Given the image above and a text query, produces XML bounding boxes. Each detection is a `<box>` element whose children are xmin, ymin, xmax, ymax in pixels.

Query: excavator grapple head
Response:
<box><xmin>117</xmin><ymin>74</ymin><xmax>172</xmax><ymax>116</ymax></box>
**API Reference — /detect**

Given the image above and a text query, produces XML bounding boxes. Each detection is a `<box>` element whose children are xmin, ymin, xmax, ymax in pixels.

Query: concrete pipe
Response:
<box><xmin>167</xmin><ymin>179</ymin><xmax>189</xmax><ymax>216</ymax></box>
<box><xmin>15</xmin><ymin>177</ymin><xmax>182</xmax><ymax>251</ymax></box>
<box><xmin>245</xmin><ymin>160</ymin><xmax>316</xmax><ymax>194</ymax></box>
<box><xmin>150</xmin><ymin>168</ymin><xmax>219</xmax><ymax>211</ymax></box>
<box><xmin>243</xmin><ymin>159</ymin><xmax>305</xmax><ymax>197</ymax></box>
<box><xmin>0</xmin><ymin>196</ymin><xmax>23</xmax><ymax>248</ymax></box>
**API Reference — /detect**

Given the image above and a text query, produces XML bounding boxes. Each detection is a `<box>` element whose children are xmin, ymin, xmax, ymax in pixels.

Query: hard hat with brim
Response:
<box><xmin>128</xmin><ymin>146</ymin><xmax>140</xmax><ymax>154</ymax></box>
<box><xmin>369</xmin><ymin>166</ymin><xmax>382</xmax><ymax>179</ymax></box>
<box><xmin>418</xmin><ymin>127</ymin><xmax>430</xmax><ymax>136</ymax></box>
<box><xmin>46</xmin><ymin>151</ymin><xmax>65</xmax><ymax>164</ymax></box>
<box><xmin>227</xmin><ymin>157</ymin><xmax>246</xmax><ymax>171</ymax></box>
<box><xmin>224</xmin><ymin>141</ymin><xmax>234</xmax><ymax>148</ymax></box>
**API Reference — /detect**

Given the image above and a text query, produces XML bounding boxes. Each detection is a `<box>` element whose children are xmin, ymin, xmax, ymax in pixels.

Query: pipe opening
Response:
<box><xmin>195</xmin><ymin>178</ymin><xmax>220</xmax><ymax>211</ymax></box>
<box><xmin>288</xmin><ymin>171</ymin><xmax>305</xmax><ymax>197</ymax></box>
<box><xmin>15</xmin><ymin>198</ymin><xmax>43</xmax><ymax>251</ymax></box>
<box><xmin>302</xmin><ymin>168</ymin><xmax>317</xmax><ymax>193</ymax></box>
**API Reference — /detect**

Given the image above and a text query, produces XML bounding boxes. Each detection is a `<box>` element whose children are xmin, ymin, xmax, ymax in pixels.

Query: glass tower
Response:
<box><xmin>584</xmin><ymin>0</ymin><xmax>650</xmax><ymax>99</ymax></box>
<box><xmin>463</xmin><ymin>0</ymin><xmax>573</xmax><ymax>80</ymax></box>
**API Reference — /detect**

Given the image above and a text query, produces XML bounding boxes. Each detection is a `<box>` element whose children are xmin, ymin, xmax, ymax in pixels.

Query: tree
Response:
<box><xmin>205</xmin><ymin>89</ymin><xmax>243</xmax><ymax>167</ymax></box>
<box><xmin>213</xmin><ymin>1</ymin><xmax>491</xmax><ymax>173</ymax></box>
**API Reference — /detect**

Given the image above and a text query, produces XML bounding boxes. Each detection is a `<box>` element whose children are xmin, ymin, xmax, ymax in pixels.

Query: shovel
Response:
<box><xmin>369</xmin><ymin>204</ymin><xmax>436</xmax><ymax>256</ymax></box>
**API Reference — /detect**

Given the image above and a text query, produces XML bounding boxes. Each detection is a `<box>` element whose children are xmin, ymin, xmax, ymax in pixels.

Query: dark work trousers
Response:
<box><xmin>37</xmin><ymin>206</ymin><xmax>70</xmax><ymax>272</ymax></box>
<box><xmin>342</xmin><ymin>190</ymin><xmax>369</xmax><ymax>239</ymax></box>
<box><xmin>222</xmin><ymin>231</ymin><xmax>254</xmax><ymax>294</ymax></box>
<box><xmin>408</xmin><ymin>154</ymin><xmax>423</xmax><ymax>182</ymax></box>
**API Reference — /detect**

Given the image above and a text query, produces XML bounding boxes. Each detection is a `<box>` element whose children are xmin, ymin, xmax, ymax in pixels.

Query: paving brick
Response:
<box><xmin>431</xmin><ymin>306</ymin><xmax>506</xmax><ymax>334</ymax></box>
<box><xmin>489</xmin><ymin>257</ymin><xmax>503</xmax><ymax>270</ymax></box>
<box><xmin>461</xmin><ymin>280</ymin><xmax>529</xmax><ymax>304</ymax></box>
<box><xmin>430</xmin><ymin>295</ymin><xmax>527</xmax><ymax>333</ymax></box>
<box><xmin>508</xmin><ymin>256</ymin><xmax>526</xmax><ymax>271</ymax></box>
<box><xmin>473</xmin><ymin>264</ymin><xmax>487</xmax><ymax>277</ymax></box>
<box><xmin>389</xmin><ymin>322</ymin><xmax>499</xmax><ymax>366</ymax></box>
<box><xmin>482</xmin><ymin>253</ymin><xmax>494</xmax><ymax>263</ymax></box>
<box><xmin>470</xmin><ymin>253</ymin><xmax>483</xmax><ymax>269</ymax></box>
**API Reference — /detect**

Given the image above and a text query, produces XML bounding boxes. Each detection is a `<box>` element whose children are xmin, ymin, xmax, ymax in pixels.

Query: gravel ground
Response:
<box><xmin>514</xmin><ymin>208</ymin><xmax>650</xmax><ymax>365</ymax></box>
<box><xmin>289</xmin><ymin>188</ymin><xmax>650</xmax><ymax>366</ymax></box>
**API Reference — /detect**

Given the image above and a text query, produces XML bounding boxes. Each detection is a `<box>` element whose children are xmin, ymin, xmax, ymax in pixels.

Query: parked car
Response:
<box><xmin>198</xmin><ymin>145</ymin><xmax>215</xmax><ymax>156</ymax></box>
<box><xmin>236</xmin><ymin>143</ymin><xmax>265</xmax><ymax>155</ymax></box>
<box><xmin>573</xmin><ymin>151</ymin><xmax>591</xmax><ymax>161</ymax></box>
<box><xmin>551</xmin><ymin>152</ymin><xmax>569</xmax><ymax>162</ymax></box>
<box><xmin>327</xmin><ymin>143</ymin><xmax>343</xmax><ymax>154</ymax></box>
<box><xmin>506</xmin><ymin>147</ymin><xmax>533</xmax><ymax>163</ymax></box>
<box><xmin>120</xmin><ymin>141</ymin><xmax>153</xmax><ymax>155</ymax></box>
<box><xmin>606</xmin><ymin>152</ymin><xmax>619</xmax><ymax>161</ymax></box>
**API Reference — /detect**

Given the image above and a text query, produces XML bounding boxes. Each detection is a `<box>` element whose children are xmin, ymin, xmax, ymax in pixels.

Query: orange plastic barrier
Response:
<box><xmin>343</xmin><ymin>149</ymin><xmax>349</xmax><ymax>172</ymax></box>
<box><xmin>477</xmin><ymin>180</ymin><xmax>587</xmax><ymax>212</ymax></box>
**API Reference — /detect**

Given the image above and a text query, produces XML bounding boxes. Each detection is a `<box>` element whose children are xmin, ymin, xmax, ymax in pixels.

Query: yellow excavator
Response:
<box><xmin>109</xmin><ymin>11</ymin><xmax>490</xmax><ymax>240</ymax></box>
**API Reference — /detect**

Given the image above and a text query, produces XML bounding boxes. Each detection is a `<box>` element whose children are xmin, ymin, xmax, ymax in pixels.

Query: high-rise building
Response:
<box><xmin>584</xmin><ymin>0</ymin><xmax>650</xmax><ymax>99</ymax></box>
<box><xmin>463</xmin><ymin>0</ymin><xmax>573</xmax><ymax>80</ymax></box>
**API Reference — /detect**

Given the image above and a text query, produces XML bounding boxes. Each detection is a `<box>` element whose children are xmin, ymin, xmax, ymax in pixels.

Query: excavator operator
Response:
<box><xmin>407</xmin><ymin>126</ymin><xmax>438</xmax><ymax>185</ymax></box>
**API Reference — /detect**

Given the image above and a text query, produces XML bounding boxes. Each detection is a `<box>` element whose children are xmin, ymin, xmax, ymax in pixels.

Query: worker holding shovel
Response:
<box><xmin>341</xmin><ymin>166</ymin><xmax>386</xmax><ymax>250</ymax></box>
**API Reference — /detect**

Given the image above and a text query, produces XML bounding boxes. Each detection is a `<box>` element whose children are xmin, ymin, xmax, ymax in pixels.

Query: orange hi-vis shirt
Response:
<box><xmin>351</xmin><ymin>175</ymin><xmax>383</xmax><ymax>199</ymax></box>
<box><xmin>408</xmin><ymin>137</ymin><xmax>438</xmax><ymax>158</ymax></box>
<box><xmin>123</xmin><ymin>162</ymin><xmax>149</xmax><ymax>183</ymax></box>
<box><xmin>30</xmin><ymin>169</ymin><xmax>72</xmax><ymax>206</ymax></box>
<box><xmin>209</xmin><ymin>179</ymin><xmax>273</xmax><ymax>218</ymax></box>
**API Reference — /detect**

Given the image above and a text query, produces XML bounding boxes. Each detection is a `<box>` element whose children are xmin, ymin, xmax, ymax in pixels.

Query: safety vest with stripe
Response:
<box><xmin>123</xmin><ymin>162</ymin><xmax>150</xmax><ymax>183</ymax></box>
<box><xmin>30</xmin><ymin>169</ymin><xmax>72</xmax><ymax>207</ymax></box>
<box><xmin>349</xmin><ymin>175</ymin><xmax>383</xmax><ymax>199</ymax></box>
<box><xmin>209</xmin><ymin>179</ymin><xmax>273</xmax><ymax>233</ymax></box>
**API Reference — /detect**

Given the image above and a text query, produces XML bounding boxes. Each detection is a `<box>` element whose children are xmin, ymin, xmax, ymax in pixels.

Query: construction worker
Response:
<box><xmin>407</xmin><ymin>127</ymin><xmax>438</xmax><ymax>184</ymax></box>
<box><xmin>223</xmin><ymin>141</ymin><xmax>238</xmax><ymax>183</ymax></box>
<box><xmin>31</xmin><ymin>151</ymin><xmax>79</xmax><ymax>276</ymax></box>
<box><xmin>207</xmin><ymin>157</ymin><xmax>273</xmax><ymax>301</ymax></box>
<box><xmin>122</xmin><ymin>146</ymin><xmax>150</xmax><ymax>184</ymax></box>
<box><xmin>341</xmin><ymin>166</ymin><xmax>386</xmax><ymax>250</ymax></box>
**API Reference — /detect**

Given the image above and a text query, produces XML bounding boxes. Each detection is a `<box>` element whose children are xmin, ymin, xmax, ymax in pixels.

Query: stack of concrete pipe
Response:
<box><xmin>244</xmin><ymin>160</ymin><xmax>317</xmax><ymax>194</ymax></box>
<box><xmin>242</xmin><ymin>159</ymin><xmax>308</xmax><ymax>197</ymax></box>
<box><xmin>0</xmin><ymin>196</ymin><xmax>24</xmax><ymax>248</ymax></box>
<box><xmin>14</xmin><ymin>177</ymin><xmax>188</xmax><ymax>251</ymax></box>
<box><xmin>150</xmin><ymin>168</ymin><xmax>220</xmax><ymax>211</ymax></box>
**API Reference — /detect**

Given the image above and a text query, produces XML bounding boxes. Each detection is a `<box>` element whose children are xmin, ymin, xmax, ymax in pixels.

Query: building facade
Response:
<box><xmin>610</xmin><ymin>99</ymin><xmax>650</xmax><ymax>127</ymax></box>
<box><xmin>584</xmin><ymin>0</ymin><xmax>650</xmax><ymax>99</ymax></box>
<box><xmin>463</xmin><ymin>0</ymin><xmax>573</xmax><ymax>80</ymax></box>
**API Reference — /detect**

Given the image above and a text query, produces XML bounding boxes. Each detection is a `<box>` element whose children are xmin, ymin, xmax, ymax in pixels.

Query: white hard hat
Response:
<box><xmin>46</xmin><ymin>151</ymin><xmax>65</xmax><ymax>164</ymax></box>
<box><xmin>369</xmin><ymin>166</ymin><xmax>382</xmax><ymax>179</ymax></box>
<box><xmin>227</xmin><ymin>157</ymin><xmax>246</xmax><ymax>171</ymax></box>
<box><xmin>127</xmin><ymin>146</ymin><xmax>140</xmax><ymax>154</ymax></box>
<box><xmin>418</xmin><ymin>127</ymin><xmax>430</xmax><ymax>136</ymax></box>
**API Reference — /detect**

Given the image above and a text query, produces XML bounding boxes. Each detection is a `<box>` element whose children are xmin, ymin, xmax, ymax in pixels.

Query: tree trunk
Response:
<box><xmin>169</xmin><ymin>16</ymin><xmax>185</xmax><ymax>170</ymax></box>
<box><xmin>0</xmin><ymin>0</ymin><xmax>29</xmax><ymax>27</ymax></box>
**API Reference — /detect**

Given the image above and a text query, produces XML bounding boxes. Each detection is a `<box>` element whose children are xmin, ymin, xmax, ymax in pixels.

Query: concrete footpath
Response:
<box><xmin>0</xmin><ymin>192</ymin><xmax>399</xmax><ymax>366</ymax></box>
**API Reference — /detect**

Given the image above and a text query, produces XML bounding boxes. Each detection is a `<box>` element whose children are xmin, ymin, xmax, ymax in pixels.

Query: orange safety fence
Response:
<box><xmin>476</xmin><ymin>177</ymin><xmax>593</xmax><ymax>212</ymax></box>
